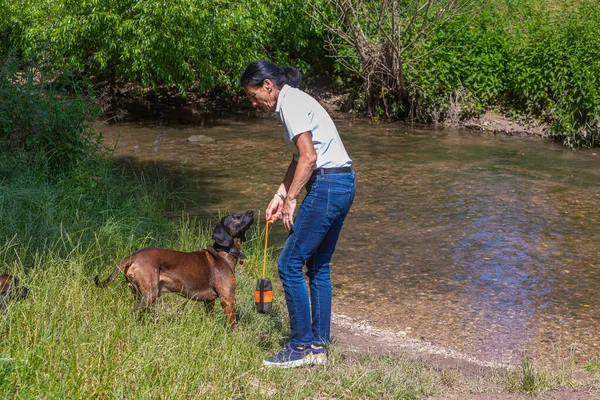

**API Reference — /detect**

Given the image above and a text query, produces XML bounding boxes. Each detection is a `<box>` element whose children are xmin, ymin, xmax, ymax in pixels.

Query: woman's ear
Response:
<box><xmin>263</xmin><ymin>78</ymin><xmax>274</xmax><ymax>92</ymax></box>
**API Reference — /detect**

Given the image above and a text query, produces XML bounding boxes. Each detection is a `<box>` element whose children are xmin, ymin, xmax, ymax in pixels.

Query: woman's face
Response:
<box><xmin>243</xmin><ymin>79</ymin><xmax>278</xmax><ymax>112</ymax></box>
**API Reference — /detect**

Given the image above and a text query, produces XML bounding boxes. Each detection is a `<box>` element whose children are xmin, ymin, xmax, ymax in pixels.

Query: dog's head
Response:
<box><xmin>0</xmin><ymin>274</ymin><xmax>28</xmax><ymax>299</ymax></box>
<box><xmin>0</xmin><ymin>274</ymin><xmax>29</xmax><ymax>312</ymax></box>
<box><xmin>212</xmin><ymin>210</ymin><xmax>254</xmax><ymax>248</ymax></box>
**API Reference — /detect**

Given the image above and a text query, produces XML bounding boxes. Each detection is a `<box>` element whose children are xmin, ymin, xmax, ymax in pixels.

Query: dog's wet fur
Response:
<box><xmin>95</xmin><ymin>210</ymin><xmax>254</xmax><ymax>330</ymax></box>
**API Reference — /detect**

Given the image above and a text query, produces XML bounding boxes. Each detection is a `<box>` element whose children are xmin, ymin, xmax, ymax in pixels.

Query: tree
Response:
<box><xmin>314</xmin><ymin>0</ymin><xmax>481</xmax><ymax>119</ymax></box>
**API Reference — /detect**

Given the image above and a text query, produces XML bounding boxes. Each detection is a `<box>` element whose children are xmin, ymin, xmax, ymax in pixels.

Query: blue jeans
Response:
<box><xmin>277</xmin><ymin>169</ymin><xmax>356</xmax><ymax>347</ymax></box>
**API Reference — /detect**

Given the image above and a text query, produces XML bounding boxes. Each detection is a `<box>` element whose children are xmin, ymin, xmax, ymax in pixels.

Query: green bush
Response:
<box><xmin>0</xmin><ymin>60</ymin><xmax>106</xmax><ymax>174</ymax></box>
<box><xmin>4</xmin><ymin>0</ymin><xmax>599</xmax><ymax>147</ymax></box>
<box><xmin>413</xmin><ymin>0</ymin><xmax>600</xmax><ymax>146</ymax></box>
<box><xmin>504</xmin><ymin>0</ymin><xmax>600</xmax><ymax>147</ymax></box>
<box><xmin>324</xmin><ymin>0</ymin><xmax>599</xmax><ymax>147</ymax></box>
<box><xmin>413</xmin><ymin>5</ymin><xmax>512</xmax><ymax>119</ymax></box>
<box><xmin>4</xmin><ymin>0</ymin><xmax>329</xmax><ymax>92</ymax></box>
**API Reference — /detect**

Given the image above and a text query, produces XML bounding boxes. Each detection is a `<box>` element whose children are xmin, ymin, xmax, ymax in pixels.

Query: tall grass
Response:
<box><xmin>0</xmin><ymin>154</ymin><xmax>439</xmax><ymax>398</ymax></box>
<box><xmin>0</xmin><ymin>59</ymin><xmax>107</xmax><ymax>175</ymax></box>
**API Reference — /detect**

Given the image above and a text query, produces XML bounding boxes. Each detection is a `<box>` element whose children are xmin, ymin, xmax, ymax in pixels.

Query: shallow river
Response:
<box><xmin>96</xmin><ymin>102</ymin><xmax>600</xmax><ymax>366</ymax></box>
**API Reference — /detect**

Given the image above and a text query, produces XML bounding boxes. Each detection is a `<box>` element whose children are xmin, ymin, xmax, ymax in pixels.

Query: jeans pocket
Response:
<box><xmin>326</xmin><ymin>188</ymin><xmax>354</xmax><ymax>219</ymax></box>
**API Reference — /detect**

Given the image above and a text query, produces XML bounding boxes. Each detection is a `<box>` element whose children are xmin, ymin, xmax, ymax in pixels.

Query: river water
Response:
<box><xmin>96</xmin><ymin>103</ymin><xmax>600</xmax><ymax>366</ymax></box>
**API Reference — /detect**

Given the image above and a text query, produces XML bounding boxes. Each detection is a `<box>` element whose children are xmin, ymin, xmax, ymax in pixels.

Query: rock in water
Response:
<box><xmin>187</xmin><ymin>135</ymin><xmax>215</xmax><ymax>144</ymax></box>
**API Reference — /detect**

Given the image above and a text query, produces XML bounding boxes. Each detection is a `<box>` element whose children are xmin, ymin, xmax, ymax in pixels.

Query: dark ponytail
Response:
<box><xmin>240</xmin><ymin>60</ymin><xmax>302</xmax><ymax>89</ymax></box>
<box><xmin>281</xmin><ymin>66</ymin><xmax>302</xmax><ymax>89</ymax></box>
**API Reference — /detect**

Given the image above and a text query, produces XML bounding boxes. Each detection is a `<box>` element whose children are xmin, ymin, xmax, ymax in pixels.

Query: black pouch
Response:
<box><xmin>255</xmin><ymin>278</ymin><xmax>272</xmax><ymax>314</ymax></box>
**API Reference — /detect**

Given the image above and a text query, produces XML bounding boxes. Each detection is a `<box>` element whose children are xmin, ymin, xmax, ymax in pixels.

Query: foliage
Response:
<box><xmin>315</xmin><ymin>0</ymin><xmax>482</xmax><ymax>119</ymax></box>
<box><xmin>503</xmin><ymin>0</ymin><xmax>600</xmax><ymax>147</ymax></box>
<box><xmin>413</xmin><ymin>4</ymin><xmax>512</xmax><ymax>121</ymax></box>
<box><xmin>0</xmin><ymin>59</ymin><xmax>107</xmax><ymax>175</ymax></box>
<box><xmin>584</xmin><ymin>359</ymin><xmax>600</xmax><ymax>373</ymax></box>
<box><xmin>2</xmin><ymin>0</ymin><xmax>329</xmax><ymax>92</ymax></box>
<box><xmin>322</xmin><ymin>0</ymin><xmax>600</xmax><ymax>147</ymax></box>
<box><xmin>0</xmin><ymin>0</ymin><xmax>22</xmax><ymax>58</ymax></box>
<box><xmin>256</xmin><ymin>0</ymin><xmax>335</xmax><ymax>78</ymax></box>
<box><xmin>2</xmin><ymin>0</ymin><xmax>600</xmax><ymax>147</ymax></box>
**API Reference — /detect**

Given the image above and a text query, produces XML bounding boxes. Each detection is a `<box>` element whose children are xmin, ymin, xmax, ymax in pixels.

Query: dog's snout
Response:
<box><xmin>244</xmin><ymin>210</ymin><xmax>254</xmax><ymax>225</ymax></box>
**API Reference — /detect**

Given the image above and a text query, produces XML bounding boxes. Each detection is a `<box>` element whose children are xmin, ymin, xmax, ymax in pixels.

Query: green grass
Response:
<box><xmin>585</xmin><ymin>359</ymin><xmax>600</xmax><ymax>373</ymax></box>
<box><xmin>0</xmin><ymin>153</ymin><xmax>438</xmax><ymax>398</ymax></box>
<box><xmin>1</xmin><ymin>154</ymin><xmax>599</xmax><ymax>398</ymax></box>
<box><xmin>0</xmin><ymin>219</ymin><xmax>436</xmax><ymax>399</ymax></box>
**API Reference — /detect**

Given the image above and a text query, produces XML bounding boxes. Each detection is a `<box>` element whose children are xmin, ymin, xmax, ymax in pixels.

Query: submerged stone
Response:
<box><xmin>187</xmin><ymin>135</ymin><xmax>215</xmax><ymax>144</ymax></box>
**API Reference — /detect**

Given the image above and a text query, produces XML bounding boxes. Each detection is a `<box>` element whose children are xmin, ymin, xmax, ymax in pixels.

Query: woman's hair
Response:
<box><xmin>240</xmin><ymin>60</ymin><xmax>302</xmax><ymax>89</ymax></box>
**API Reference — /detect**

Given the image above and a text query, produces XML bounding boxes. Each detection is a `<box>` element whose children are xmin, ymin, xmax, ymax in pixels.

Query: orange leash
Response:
<box><xmin>255</xmin><ymin>219</ymin><xmax>273</xmax><ymax>313</ymax></box>
<box><xmin>262</xmin><ymin>220</ymin><xmax>269</xmax><ymax>278</ymax></box>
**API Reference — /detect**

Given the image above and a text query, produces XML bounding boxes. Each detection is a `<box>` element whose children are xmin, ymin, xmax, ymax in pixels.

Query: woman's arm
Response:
<box><xmin>286</xmin><ymin>132</ymin><xmax>316</xmax><ymax>199</ymax></box>
<box><xmin>265</xmin><ymin>132</ymin><xmax>316</xmax><ymax>231</ymax></box>
<box><xmin>283</xmin><ymin>132</ymin><xmax>317</xmax><ymax>231</ymax></box>
<box><xmin>266</xmin><ymin>156</ymin><xmax>296</xmax><ymax>223</ymax></box>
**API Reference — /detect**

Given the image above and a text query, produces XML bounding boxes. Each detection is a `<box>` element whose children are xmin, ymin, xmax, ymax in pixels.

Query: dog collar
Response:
<box><xmin>210</xmin><ymin>244</ymin><xmax>243</xmax><ymax>259</ymax></box>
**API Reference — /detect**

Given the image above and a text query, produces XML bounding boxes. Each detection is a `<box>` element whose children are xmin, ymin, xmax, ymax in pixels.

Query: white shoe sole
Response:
<box><xmin>263</xmin><ymin>357</ymin><xmax>314</xmax><ymax>369</ymax></box>
<box><xmin>311</xmin><ymin>354</ymin><xmax>327</xmax><ymax>365</ymax></box>
<box><xmin>262</xmin><ymin>354</ymin><xmax>328</xmax><ymax>368</ymax></box>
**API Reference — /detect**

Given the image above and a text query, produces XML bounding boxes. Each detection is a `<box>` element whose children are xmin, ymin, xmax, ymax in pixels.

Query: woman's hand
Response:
<box><xmin>283</xmin><ymin>198</ymin><xmax>297</xmax><ymax>232</ymax></box>
<box><xmin>266</xmin><ymin>195</ymin><xmax>284</xmax><ymax>223</ymax></box>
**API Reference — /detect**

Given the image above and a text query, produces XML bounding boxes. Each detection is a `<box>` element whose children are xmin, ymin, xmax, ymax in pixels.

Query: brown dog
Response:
<box><xmin>95</xmin><ymin>210</ymin><xmax>254</xmax><ymax>330</ymax></box>
<box><xmin>0</xmin><ymin>274</ymin><xmax>29</xmax><ymax>312</ymax></box>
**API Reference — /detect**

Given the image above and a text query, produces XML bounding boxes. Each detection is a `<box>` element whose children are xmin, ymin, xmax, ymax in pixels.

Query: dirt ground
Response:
<box><xmin>458</xmin><ymin>111</ymin><xmax>548</xmax><ymax>137</ymax></box>
<box><xmin>331</xmin><ymin>313</ymin><xmax>600</xmax><ymax>399</ymax></box>
<box><xmin>308</xmin><ymin>84</ymin><xmax>549</xmax><ymax>138</ymax></box>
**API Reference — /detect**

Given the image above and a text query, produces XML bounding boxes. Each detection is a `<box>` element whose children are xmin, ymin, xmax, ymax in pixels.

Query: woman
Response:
<box><xmin>240</xmin><ymin>60</ymin><xmax>356</xmax><ymax>368</ymax></box>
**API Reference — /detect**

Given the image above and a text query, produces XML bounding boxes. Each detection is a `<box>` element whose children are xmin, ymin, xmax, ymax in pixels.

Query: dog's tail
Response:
<box><xmin>94</xmin><ymin>264</ymin><xmax>121</xmax><ymax>288</ymax></box>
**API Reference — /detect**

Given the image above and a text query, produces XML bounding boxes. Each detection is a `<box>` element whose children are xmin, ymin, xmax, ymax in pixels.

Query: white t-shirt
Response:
<box><xmin>275</xmin><ymin>85</ymin><xmax>352</xmax><ymax>170</ymax></box>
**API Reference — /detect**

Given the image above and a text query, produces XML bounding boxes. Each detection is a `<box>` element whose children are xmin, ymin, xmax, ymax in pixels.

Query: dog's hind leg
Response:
<box><xmin>220</xmin><ymin>297</ymin><xmax>236</xmax><ymax>331</ymax></box>
<box><xmin>204</xmin><ymin>299</ymin><xmax>216</xmax><ymax>315</ymax></box>
<box><xmin>133</xmin><ymin>290</ymin><xmax>150</xmax><ymax>318</ymax></box>
<box><xmin>129</xmin><ymin>271</ymin><xmax>159</xmax><ymax>319</ymax></box>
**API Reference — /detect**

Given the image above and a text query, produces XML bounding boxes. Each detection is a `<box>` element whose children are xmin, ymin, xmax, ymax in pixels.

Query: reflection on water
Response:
<box><xmin>96</xmin><ymin>105</ymin><xmax>600</xmax><ymax>366</ymax></box>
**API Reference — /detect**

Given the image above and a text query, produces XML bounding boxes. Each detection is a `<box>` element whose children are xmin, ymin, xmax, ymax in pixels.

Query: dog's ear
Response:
<box><xmin>212</xmin><ymin>222</ymin><xmax>233</xmax><ymax>248</ymax></box>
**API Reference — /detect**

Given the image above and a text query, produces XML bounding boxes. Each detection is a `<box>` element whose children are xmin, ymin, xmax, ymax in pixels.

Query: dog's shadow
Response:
<box><xmin>108</xmin><ymin>286</ymin><xmax>288</xmax><ymax>350</ymax></box>
<box><xmin>139</xmin><ymin>297</ymin><xmax>236</xmax><ymax>329</ymax></box>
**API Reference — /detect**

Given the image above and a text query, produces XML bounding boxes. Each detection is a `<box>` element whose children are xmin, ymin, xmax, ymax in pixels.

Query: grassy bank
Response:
<box><xmin>0</xmin><ymin>155</ymin><xmax>438</xmax><ymax>398</ymax></box>
<box><xmin>1</xmin><ymin>156</ymin><xmax>599</xmax><ymax>398</ymax></box>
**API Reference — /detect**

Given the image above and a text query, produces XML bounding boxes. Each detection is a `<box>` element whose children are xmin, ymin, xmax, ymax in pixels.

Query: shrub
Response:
<box><xmin>0</xmin><ymin>59</ymin><xmax>106</xmax><ymax>174</ymax></box>
<box><xmin>322</xmin><ymin>0</ymin><xmax>600</xmax><ymax>147</ymax></box>
<box><xmin>504</xmin><ymin>0</ymin><xmax>600</xmax><ymax>147</ymax></box>
<box><xmin>6</xmin><ymin>0</ymin><xmax>329</xmax><ymax>92</ymax></box>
